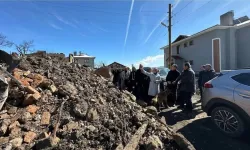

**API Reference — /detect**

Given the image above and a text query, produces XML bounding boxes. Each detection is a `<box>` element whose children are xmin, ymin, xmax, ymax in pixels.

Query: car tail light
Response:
<box><xmin>204</xmin><ymin>82</ymin><xmax>213</xmax><ymax>88</ymax></box>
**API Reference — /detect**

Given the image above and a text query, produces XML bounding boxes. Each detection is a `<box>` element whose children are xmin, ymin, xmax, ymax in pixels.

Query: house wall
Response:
<box><xmin>164</xmin><ymin>29</ymin><xmax>229</xmax><ymax>73</ymax></box>
<box><xmin>236</xmin><ymin>25</ymin><xmax>250</xmax><ymax>68</ymax></box>
<box><xmin>225</xmin><ymin>28</ymin><xmax>237</xmax><ymax>70</ymax></box>
<box><xmin>74</xmin><ymin>57</ymin><xmax>95</xmax><ymax>68</ymax></box>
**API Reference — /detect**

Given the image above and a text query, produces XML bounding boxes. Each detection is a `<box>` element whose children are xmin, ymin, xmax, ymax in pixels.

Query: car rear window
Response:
<box><xmin>231</xmin><ymin>73</ymin><xmax>250</xmax><ymax>86</ymax></box>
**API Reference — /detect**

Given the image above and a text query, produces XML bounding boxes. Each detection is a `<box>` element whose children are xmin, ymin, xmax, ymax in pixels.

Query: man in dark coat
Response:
<box><xmin>200</xmin><ymin>64</ymin><xmax>216</xmax><ymax>94</ymax></box>
<box><xmin>198</xmin><ymin>65</ymin><xmax>205</xmax><ymax>100</ymax></box>
<box><xmin>119</xmin><ymin>68</ymin><xmax>130</xmax><ymax>91</ymax></box>
<box><xmin>135</xmin><ymin>68</ymin><xmax>144</xmax><ymax>100</ymax></box>
<box><xmin>128</xmin><ymin>67</ymin><xmax>136</xmax><ymax>94</ymax></box>
<box><xmin>174</xmin><ymin>62</ymin><xmax>195</xmax><ymax>111</ymax></box>
<box><xmin>135</xmin><ymin>67</ymin><xmax>150</xmax><ymax>102</ymax></box>
<box><xmin>112</xmin><ymin>69</ymin><xmax>121</xmax><ymax>88</ymax></box>
<box><xmin>166</xmin><ymin>64</ymin><xmax>180</xmax><ymax>106</ymax></box>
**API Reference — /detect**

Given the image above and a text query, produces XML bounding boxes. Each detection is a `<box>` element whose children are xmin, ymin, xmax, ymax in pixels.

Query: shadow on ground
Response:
<box><xmin>159</xmin><ymin>101</ymin><xmax>250</xmax><ymax>150</ymax></box>
<box><xmin>179</xmin><ymin>118</ymin><xmax>250</xmax><ymax>150</ymax></box>
<box><xmin>158</xmin><ymin>101</ymin><xmax>203</xmax><ymax>126</ymax></box>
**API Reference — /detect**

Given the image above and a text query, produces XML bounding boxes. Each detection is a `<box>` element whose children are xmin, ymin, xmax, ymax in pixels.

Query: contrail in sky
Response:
<box><xmin>124</xmin><ymin>0</ymin><xmax>135</xmax><ymax>47</ymax></box>
<box><xmin>144</xmin><ymin>0</ymin><xmax>181</xmax><ymax>44</ymax></box>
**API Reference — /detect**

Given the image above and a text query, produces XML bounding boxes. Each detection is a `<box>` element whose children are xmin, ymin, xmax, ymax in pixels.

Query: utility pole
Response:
<box><xmin>161</xmin><ymin>4</ymin><xmax>172</xmax><ymax>69</ymax></box>
<box><xmin>168</xmin><ymin>3</ymin><xmax>172</xmax><ymax>69</ymax></box>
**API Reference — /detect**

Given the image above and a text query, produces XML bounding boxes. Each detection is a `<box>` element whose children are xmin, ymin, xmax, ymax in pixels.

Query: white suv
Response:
<box><xmin>202</xmin><ymin>69</ymin><xmax>250</xmax><ymax>137</ymax></box>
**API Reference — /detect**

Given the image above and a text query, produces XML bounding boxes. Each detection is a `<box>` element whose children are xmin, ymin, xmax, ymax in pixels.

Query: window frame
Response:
<box><xmin>184</xmin><ymin>43</ymin><xmax>188</xmax><ymax>48</ymax></box>
<box><xmin>177</xmin><ymin>45</ymin><xmax>180</xmax><ymax>54</ymax></box>
<box><xmin>231</xmin><ymin>73</ymin><xmax>250</xmax><ymax>86</ymax></box>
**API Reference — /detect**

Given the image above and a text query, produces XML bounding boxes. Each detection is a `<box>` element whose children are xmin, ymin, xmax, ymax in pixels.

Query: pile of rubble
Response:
<box><xmin>0</xmin><ymin>55</ymin><xmax>188</xmax><ymax>150</ymax></box>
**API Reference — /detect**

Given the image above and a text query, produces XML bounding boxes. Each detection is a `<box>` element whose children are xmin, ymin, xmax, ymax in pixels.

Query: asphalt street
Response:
<box><xmin>159</xmin><ymin>97</ymin><xmax>250</xmax><ymax>150</ymax></box>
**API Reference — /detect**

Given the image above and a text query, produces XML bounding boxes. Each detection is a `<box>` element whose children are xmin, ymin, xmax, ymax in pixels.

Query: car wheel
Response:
<box><xmin>211</xmin><ymin>106</ymin><xmax>245</xmax><ymax>138</ymax></box>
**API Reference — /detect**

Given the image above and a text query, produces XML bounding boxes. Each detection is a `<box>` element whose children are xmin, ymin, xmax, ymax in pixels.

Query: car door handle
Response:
<box><xmin>238</xmin><ymin>93</ymin><xmax>250</xmax><ymax>99</ymax></box>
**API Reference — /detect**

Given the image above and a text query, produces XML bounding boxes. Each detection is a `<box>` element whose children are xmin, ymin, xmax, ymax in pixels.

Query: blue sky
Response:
<box><xmin>0</xmin><ymin>0</ymin><xmax>250</xmax><ymax>68</ymax></box>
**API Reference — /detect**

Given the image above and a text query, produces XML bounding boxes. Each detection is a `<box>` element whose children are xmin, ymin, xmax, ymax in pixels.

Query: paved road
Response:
<box><xmin>159</xmin><ymin>99</ymin><xmax>250</xmax><ymax>150</ymax></box>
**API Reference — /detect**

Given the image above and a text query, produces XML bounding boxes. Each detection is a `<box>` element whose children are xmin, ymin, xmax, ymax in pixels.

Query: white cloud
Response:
<box><xmin>52</xmin><ymin>13</ymin><xmax>77</xmax><ymax>28</ymax></box>
<box><xmin>133</xmin><ymin>54</ymin><xmax>164</xmax><ymax>68</ymax></box>
<box><xmin>89</xmin><ymin>22</ymin><xmax>109</xmax><ymax>32</ymax></box>
<box><xmin>49</xmin><ymin>23</ymin><xmax>62</xmax><ymax>30</ymax></box>
<box><xmin>124</xmin><ymin>0</ymin><xmax>135</xmax><ymax>47</ymax></box>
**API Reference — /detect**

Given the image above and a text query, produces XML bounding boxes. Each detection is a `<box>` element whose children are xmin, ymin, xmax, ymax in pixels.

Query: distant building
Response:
<box><xmin>107</xmin><ymin>62</ymin><xmax>127</xmax><ymax>70</ymax></box>
<box><xmin>27</xmin><ymin>51</ymin><xmax>65</xmax><ymax>59</ymax></box>
<box><xmin>73</xmin><ymin>54</ymin><xmax>95</xmax><ymax>68</ymax></box>
<box><xmin>161</xmin><ymin>10</ymin><xmax>250</xmax><ymax>73</ymax></box>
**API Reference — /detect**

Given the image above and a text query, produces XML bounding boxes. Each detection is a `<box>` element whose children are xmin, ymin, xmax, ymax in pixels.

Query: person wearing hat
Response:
<box><xmin>173</xmin><ymin>62</ymin><xmax>195</xmax><ymax>112</ymax></box>
<box><xmin>199</xmin><ymin>64</ymin><xmax>216</xmax><ymax>97</ymax></box>
<box><xmin>166</xmin><ymin>64</ymin><xmax>180</xmax><ymax>106</ymax></box>
<box><xmin>198</xmin><ymin>65</ymin><xmax>206</xmax><ymax>101</ymax></box>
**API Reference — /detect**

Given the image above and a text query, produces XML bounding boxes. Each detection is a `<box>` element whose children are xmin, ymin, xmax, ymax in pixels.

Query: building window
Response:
<box><xmin>189</xmin><ymin>60</ymin><xmax>193</xmax><ymax>65</ymax></box>
<box><xmin>177</xmin><ymin>45</ymin><xmax>180</xmax><ymax>54</ymax></box>
<box><xmin>189</xmin><ymin>40</ymin><xmax>194</xmax><ymax>46</ymax></box>
<box><xmin>84</xmin><ymin>59</ymin><xmax>89</xmax><ymax>63</ymax></box>
<box><xmin>184</xmin><ymin>43</ymin><xmax>188</xmax><ymax>48</ymax></box>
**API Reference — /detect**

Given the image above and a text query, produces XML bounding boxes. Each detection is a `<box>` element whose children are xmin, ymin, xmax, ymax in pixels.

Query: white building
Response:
<box><xmin>73</xmin><ymin>54</ymin><xmax>95</xmax><ymax>68</ymax></box>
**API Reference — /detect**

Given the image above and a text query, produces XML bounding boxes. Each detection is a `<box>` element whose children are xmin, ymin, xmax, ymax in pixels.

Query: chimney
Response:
<box><xmin>73</xmin><ymin>51</ymin><xmax>77</xmax><ymax>56</ymax></box>
<box><xmin>220</xmin><ymin>11</ymin><xmax>234</xmax><ymax>26</ymax></box>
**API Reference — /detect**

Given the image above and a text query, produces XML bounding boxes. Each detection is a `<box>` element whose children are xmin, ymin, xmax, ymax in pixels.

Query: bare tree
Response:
<box><xmin>95</xmin><ymin>61</ymin><xmax>106</xmax><ymax>68</ymax></box>
<box><xmin>0</xmin><ymin>33</ymin><xmax>13</xmax><ymax>47</ymax></box>
<box><xmin>15</xmin><ymin>40</ymin><xmax>34</xmax><ymax>56</ymax></box>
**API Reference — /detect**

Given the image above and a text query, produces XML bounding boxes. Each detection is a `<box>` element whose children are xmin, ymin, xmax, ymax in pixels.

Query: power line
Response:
<box><xmin>173</xmin><ymin>0</ymin><xmax>194</xmax><ymax>16</ymax></box>
<box><xmin>23</xmin><ymin>2</ymin><xmax>158</xmax><ymax>27</ymax></box>
<box><xmin>172</xmin><ymin>0</ymin><xmax>213</xmax><ymax>26</ymax></box>
<box><xmin>36</xmin><ymin>1</ymin><xmax>173</xmax><ymax>17</ymax></box>
<box><xmin>34</xmin><ymin>1</ymin><xmax>130</xmax><ymax>16</ymax></box>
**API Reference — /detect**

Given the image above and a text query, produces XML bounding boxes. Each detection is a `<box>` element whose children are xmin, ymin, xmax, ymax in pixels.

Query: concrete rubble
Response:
<box><xmin>0</xmin><ymin>55</ymin><xmax>186</xmax><ymax>150</ymax></box>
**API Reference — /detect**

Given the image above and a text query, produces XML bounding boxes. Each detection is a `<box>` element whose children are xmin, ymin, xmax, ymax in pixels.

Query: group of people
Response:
<box><xmin>164</xmin><ymin>63</ymin><xmax>216</xmax><ymax>112</ymax></box>
<box><xmin>112</xmin><ymin>62</ymin><xmax>216</xmax><ymax>113</ymax></box>
<box><xmin>112</xmin><ymin>66</ymin><xmax>158</xmax><ymax>104</ymax></box>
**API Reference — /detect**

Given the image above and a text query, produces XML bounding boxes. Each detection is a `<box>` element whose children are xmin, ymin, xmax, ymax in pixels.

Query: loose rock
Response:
<box><xmin>26</xmin><ymin>105</ymin><xmax>39</xmax><ymax>114</ymax></box>
<box><xmin>145</xmin><ymin>106</ymin><xmax>158</xmax><ymax>116</ymax></box>
<box><xmin>40</xmin><ymin>112</ymin><xmax>51</xmax><ymax>125</ymax></box>
<box><xmin>10</xmin><ymin>137</ymin><xmax>23</xmax><ymax>147</ymax></box>
<box><xmin>145</xmin><ymin>135</ymin><xmax>163</xmax><ymax>150</ymax></box>
<box><xmin>24</xmin><ymin>131</ymin><xmax>36</xmax><ymax>143</ymax></box>
<box><xmin>86</xmin><ymin>108</ymin><xmax>99</xmax><ymax>121</ymax></box>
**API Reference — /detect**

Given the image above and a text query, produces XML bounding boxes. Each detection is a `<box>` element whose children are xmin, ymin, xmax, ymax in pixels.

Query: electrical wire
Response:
<box><xmin>34</xmin><ymin>1</ymin><xmax>130</xmax><ymax>16</ymax></box>
<box><xmin>23</xmin><ymin>1</ymin><xmax>157</xmax><ymax>27</ymax></box>
<box><xmin>172</xmin><ymin>0</ymin><xmax>213</xmax><ymax>26</ymax></box>
<box><xmin>173</xmin><ymin>0</ymin><xmax>194</xmax><ymax>16</ymax></box>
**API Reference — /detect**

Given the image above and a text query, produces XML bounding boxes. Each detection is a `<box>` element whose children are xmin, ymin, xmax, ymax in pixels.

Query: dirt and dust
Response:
<box><xmin>0</xmin><ymin>55</ymin><xmax>184</xmax><ymax>150</ymax></box>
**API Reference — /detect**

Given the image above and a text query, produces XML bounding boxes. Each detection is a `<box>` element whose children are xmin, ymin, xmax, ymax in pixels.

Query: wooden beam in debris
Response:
<box><xmin>0</xmin><ymin>65</ymin><xmax>24</xmax><ymax>89</ymax></box>
<box><xmin>123</xmin><ymin>122</ymin><xmax>148</xmax><ymax>150</ymax></box>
